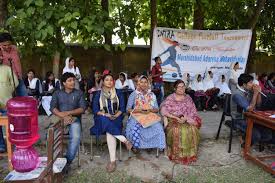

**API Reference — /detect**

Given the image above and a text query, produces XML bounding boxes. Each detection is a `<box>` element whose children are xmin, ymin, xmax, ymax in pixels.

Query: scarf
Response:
<box><xmin>99</xmin><ymin>87</ymin><xmax>119</xmax><ymax>114</ymax></box>
<box><xmin>203</xmin><ymin>72</ymin><xmax>215</xmax><ymax>90</ymax></box>
<box><xmin>191</xmin><ymin>74</ymin><xmax>205</xmax><ymax>91</ymax></box>
<box><xmin>134</xmin><ymin>75</ymin><xmax>155</xmax><ymax>110</ymax></box>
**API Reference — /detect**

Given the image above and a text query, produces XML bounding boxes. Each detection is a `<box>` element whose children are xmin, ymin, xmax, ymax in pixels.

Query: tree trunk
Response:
<box><xmin>101</xmin><ymin>0</ymin><xmax>112</xmax><ymax>45</ymax></box>
<box><xmin>0</xmin><ymin>0</ymin><xmax>8</xmax><ymax>29</ymax></box>
<box><xmin>193</xmin><ymin>0</ymin><xmax>204</xmax><ymax>30</ymax></box>
<box><xmin>101</xmin><ymin>0</ymin><xmax>113</xmax><ymax>71</ymax></box>
<box><xmin>150</xmin><ymin>0</ymin><xmax>157</xmax><ymax>57</ymax></box>
<box><xmin>246</xmin><ymin>28</ymin><xmax>257</xmax><ymax>72</ymax></box>
<box><xmin>246</xmin><ymin>0</ymin><xmax>266</xmax><ymax>68</ymax></box>
<box><xmin>53</xmin><ymin>27</ymin><xmax>62</xmax><ymax>78</ymax></box>
<box><xmin>247</xmin><ymin>0</ymin><xmax>266</xmax><ymax>29</ymax></box>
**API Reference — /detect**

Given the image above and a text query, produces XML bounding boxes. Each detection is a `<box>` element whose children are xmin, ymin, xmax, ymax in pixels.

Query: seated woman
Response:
<box><xmin>125</xmin><ymin>75</ymin><xmax>166</xmax><ymax>152</ymax></box>
<box><xmin>115</xmin><ymin>72</ymin><xmax>131</xmax><ymax>90</ymax></box>
<box><xmin>228</xmin><ymin>62</ymin><xmax>240</xmax><ymax>94</ymax></box>
<box><xmin>41</xmin><ymin>71</ymin><xmax>61</xmax><ymax>116</ymax></box>
<box><xmin>90</xmin><ymin>74</ymin><xmax>132</xmax><ymax>173</ymax></box>
<box><xmin>215</xmin><ymin>75</ymin><xmax>231</xmax><ymax>97</ymax></box>
<box><xmin>128</xmin><ymin>72</ymin><xmax>139</xmax><ymax>90</ymax></box>
<box><xmin>115</xmin><ymin>72</ymin><xmax>134</xmax><ymax>106</ymax></box>
<box><xmin>24</xmin><ymin>69</ymin><xmax>41</xmax><ymax>99</ymax></box>
<box><xmin>160</xmin><ymin>79</ymin><xmax>202</xmax><ymax>165</ymax></box>
<box><xmin>183</xmin><ymin>73</ymin><xmax>195</xmax><ymax>101</ymax></box>
<box><xmin>190</xmin><ymin>74</ymin><xmax>207</xmax><ymax>111</ymax></box>
<box><xmin>265</xmin><ymin>72</ymin><xmax>275</xmax><ymax>94</ymax></box>
<box><xmin>88</xmin><ymin>71</ymin><xmax>102</xmax><ymax>102</ymax></box>
<box><xmin>203</xmin><ymin>71</ymin><xmax>220</xmax><ymax>110</ymax></box>
<box><xmin>258</xmin><ymin>73</ymin><xmax>268</xmax><ymax>93</ymax></box>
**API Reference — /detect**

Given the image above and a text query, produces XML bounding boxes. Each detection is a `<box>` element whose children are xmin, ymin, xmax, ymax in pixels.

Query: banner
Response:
<box><xmin>151</xmin><ymin>27</ymin><xmax>252</xmax><ymax>82</ymax></box>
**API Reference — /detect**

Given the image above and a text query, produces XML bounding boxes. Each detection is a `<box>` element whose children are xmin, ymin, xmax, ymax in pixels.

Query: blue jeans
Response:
<box><xmin>16</xmin><ymin>79</ymin><xmax>27</xmax><ymax>96</ymax></box>
<box><xmin>0</xmin><ymin>109</ymin><xmax>7</xmax><ymax>150</ymax></box>
<box><xmin>66</xmin><ymin>118</ymin><xmax>81</xmax><ymax>164</ymax></box>
<box><xmin>153</xmin><ymin>82</ymin><xmax>164</xmax><ymax>106</ymax></box>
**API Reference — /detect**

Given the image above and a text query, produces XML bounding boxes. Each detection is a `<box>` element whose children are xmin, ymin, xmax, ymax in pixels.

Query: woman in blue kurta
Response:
<box><xmin>90</xmin><ymin>74</ymin><xmax>132</xmax><ymax>173</ymax></box>
<box><xmin>125</xmin><ymin>75</ymin><xmax>166</xmax><ymax>151</ymax></box>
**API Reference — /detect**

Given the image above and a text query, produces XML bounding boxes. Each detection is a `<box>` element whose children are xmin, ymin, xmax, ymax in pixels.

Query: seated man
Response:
<box><xmin>0</xmin><ymin>58</ymin><xmax>19</xmax><ymax>152</ymax></box>
<box><xmin>50</xmin><ymin>72</ymin><xmax>86</xmax><ymax>170</ymax></box>
<box><xmin>231</xmin><ymin>73</ymin><xmax>274</xmax><ymax>145</ymax></box>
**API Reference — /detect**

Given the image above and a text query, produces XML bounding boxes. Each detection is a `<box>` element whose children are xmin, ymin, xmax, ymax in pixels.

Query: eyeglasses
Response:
<box><xmin>176</xmin><ymin>85</ymin><xmax>185</xmax><ymax>88</ymax></box>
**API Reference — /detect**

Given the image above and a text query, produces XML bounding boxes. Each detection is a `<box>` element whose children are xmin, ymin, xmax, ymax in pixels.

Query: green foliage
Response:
<box><xmin>4</xmin><ymin>0</ymin><xmax>275</xmax><ymax>57</ymax></box>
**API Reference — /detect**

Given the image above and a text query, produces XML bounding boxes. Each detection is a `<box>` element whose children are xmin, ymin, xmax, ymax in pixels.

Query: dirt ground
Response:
<box><xmin>1</xmin><ymin>111</ymin><xmax>274</xmax><ymax>182</ymax></box>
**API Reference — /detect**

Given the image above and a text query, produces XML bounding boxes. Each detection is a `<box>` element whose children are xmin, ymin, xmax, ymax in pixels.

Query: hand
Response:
<box><xmin>179</xmin><ymin>116</ymin><xmax>187</xmax><ymax>123</ymax></box>
<box><xmin>247</xmin><ymin>105</ymin><xmax>254</xmax><ymax>112</ymax></box>
<box><xmin>59</xmin><ymin>111</ymin><xmax>70</xmax><ymax>118</ymax></box>
<box><xmin>63</xmin><ymin>116</ymin><xmax>73</xmax><ymax>125</ymax></box>
<box><xmin>141</xmin><ymin>109</ymin><xmax>150</xmax><ymax>114</ymax></box>
<box><xmin>252</xmin><ymin>84</ymin><xmax>261</xmax><ymax>94</ymax></box>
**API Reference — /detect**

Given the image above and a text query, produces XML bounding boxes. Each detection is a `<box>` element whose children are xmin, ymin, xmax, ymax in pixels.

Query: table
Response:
<box><xmin>244</xmin><ymin>111</ymin><xmax>275</xmax><ymax>175</ymax></box>
<box><xmin>0</xmin><ymin>116</ymin><xmax>13</xmax><ymax>170</ymax></box>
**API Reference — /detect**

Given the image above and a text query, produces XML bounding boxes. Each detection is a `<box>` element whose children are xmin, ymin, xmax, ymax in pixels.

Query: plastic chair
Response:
<box><xmin>215</xmin><ymin>94</ymin><xmax>236</xmax><ymax>153</ymax></box>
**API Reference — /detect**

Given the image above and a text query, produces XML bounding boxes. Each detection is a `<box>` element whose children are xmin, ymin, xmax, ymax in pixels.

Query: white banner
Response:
<box><xmin>151</xmin><ymin>27</ymin><xmax>252</xmax><ymax>82</ymax></box>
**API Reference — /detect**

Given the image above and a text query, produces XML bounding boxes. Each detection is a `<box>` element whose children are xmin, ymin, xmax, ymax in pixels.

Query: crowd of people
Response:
<box><xmin>0</xmin><ymin>32</ymin><xmax>275</xmax><ymax>174</ymax></box>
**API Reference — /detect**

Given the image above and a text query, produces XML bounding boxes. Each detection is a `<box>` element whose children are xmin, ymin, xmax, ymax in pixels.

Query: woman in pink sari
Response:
<box><xmin>161</xmin><ymin>80</ymin><xmax>202</xmax><ymax>164</ymax></box>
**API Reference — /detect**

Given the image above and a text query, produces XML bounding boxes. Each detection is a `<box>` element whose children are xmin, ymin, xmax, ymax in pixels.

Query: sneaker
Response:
<box><xmin>63</xmin><ymin>163</ymin><xmax>71</xmax><ymax>174</ymax></box>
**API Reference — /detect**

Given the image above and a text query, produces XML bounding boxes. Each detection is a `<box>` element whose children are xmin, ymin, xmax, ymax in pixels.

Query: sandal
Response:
<box><xmin>106</xmin><ymin>161</ymin><xmax>116</xmax><ymax>173</ymax></box>
<box><xmin>124</xmin><ymin>140</ymin><xmax>133</xmax><ymax>150</ymax></box>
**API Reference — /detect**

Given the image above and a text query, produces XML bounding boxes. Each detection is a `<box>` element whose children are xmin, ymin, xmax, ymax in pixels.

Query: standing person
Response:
<box><xmin>90</xmin><ymin>74</ymin><xmax>132</xmax><ymax>173</ymax></box>
<box><xmin>160</xmin><ymin>80</ymin><xmax>201</xmax><ymax>164</ymax></box>
<box><xmin>41</xmin><ymin>71</ymin><xmax>61</xmax><ymax>116</ymax></box>
<box><xmin>231</xmin><ymin>74</ymin><xmax>274</xmax><ymax>145</ymax></box>
<box><xmin>24</xmin><ymin>69</ymin><xmax>41</xmax><ymax>99</ymax></box>
<box><xmin>125</xmin><ymin>75</ymin><xmax>166</xmax><ymax>152</ymax></box>
<box><xmin>0</xmin><ymin>58</ymin><xmax>19</xmax><ymax>153</ymax></box>
<box><xmin>50</xmin><ymin>72</ymin><xmax>87</xmax><ymax>171</ymax></box>
<box><xmin>0</xmin><ymin>32</ymin><xmax>26</xmax><ymax>96</ymax></box>
<box><xmin>228</xmin><ymin>62</ymin><xmax>240</xmax><ymax>92</ymax></box>
<box><xmin>151</xmin><ymin>57</ymin><xmax>166</xmax><ymax>105</ymax></box>
<box><xmin>62</xmin><ymin>57</ymin><xmax>82</xmax><ymax>90</ymax></box>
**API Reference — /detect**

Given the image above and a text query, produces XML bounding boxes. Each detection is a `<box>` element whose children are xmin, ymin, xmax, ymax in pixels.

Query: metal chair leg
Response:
<box><xmin>128</xmin><ymin>149</ymin><xmax>131</xmax><ymax>159</ymax></box>
<box><xmin>119</xmin><ymin>141</ymin><xmax>122</xmax><ymax>161</ymax></box>
<box><xmin>228</xmin><ymin>120</ymin><xmax>233</xmax><ymax>153</ymax></box>
<box><xmin>90</xmin><ymin>136</ymin><xmax>93</xmax><ymax>161</ymax></box>
<box><xmin>78</xmin><ymin>145</ymin><xmax>81</xmax><ymax>167</ymax></box>
<box><xmin>216</xmin><ymin>113</ymin><xmax>224</xmax><ymax>140</ymax></box>
<box><xmin>156</xmin><ymin>148</ymin><xmax>159</xmax><ymax>158</ymax></box>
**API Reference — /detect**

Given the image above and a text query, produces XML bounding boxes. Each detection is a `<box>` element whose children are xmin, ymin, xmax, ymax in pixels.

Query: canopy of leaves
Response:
<box><xmin>3</xmin><ymin>0</ymin><xmax>275</xmax><ymax>57</ymax></box>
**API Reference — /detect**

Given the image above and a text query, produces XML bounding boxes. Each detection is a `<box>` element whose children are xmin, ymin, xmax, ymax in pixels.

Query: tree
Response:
<box><xmin>193</xmin><ymin>0</ymin><xmax>204</xmax><ymax>29</ymax></box>
<box><xmin>150</xmin><ymin>0</ymin><xmax>157</xmax><ymax>48</ymax></box>
<box><xmin>0</xmin><ymin>0</ymin><xmax>8</xmax><ymax>29</ymax></box>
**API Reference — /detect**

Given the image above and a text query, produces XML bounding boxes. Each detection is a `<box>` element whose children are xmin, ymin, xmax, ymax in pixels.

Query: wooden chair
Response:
<box><xmin>4</xmin><ymin>120</ymin><xmax>64</xmax><ymax>183</ymax></box>
<box><xmin>0</xmin><ymin>116</ymin><xmax>13</xmax><ymax>170</ymax></box>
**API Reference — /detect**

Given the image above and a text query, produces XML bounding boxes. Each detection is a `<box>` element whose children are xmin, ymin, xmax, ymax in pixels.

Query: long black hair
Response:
<box><xmin>45</xmin><ymin>71</ymin><xmax>55</xmax><ymax>91</ymax></box>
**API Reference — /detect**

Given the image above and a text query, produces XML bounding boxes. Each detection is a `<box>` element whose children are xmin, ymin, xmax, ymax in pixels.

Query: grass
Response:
<box><xmin>64</xmin><ymin>162</ymin><xmax>275</xmax><ymax>183</ymax></box>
